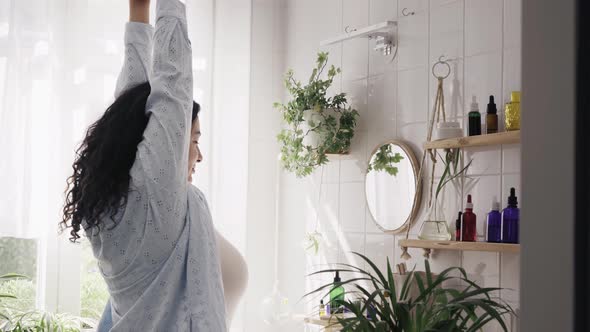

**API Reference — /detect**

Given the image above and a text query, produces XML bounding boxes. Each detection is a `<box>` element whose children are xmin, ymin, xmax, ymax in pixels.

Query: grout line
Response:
<box><xmin>460</xmin><ymin>0</ymin><xmax>466</xmax><ymax>272</ymax></box>
<box><xmin>395</xmin><ymin>0</ymin><xmax>400</xmax><ymax>137</ymax></box>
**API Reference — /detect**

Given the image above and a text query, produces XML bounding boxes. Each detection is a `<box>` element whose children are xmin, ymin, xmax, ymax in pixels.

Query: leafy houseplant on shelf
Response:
<box><xmin>305</xmin><ymin>252</ymin><xmax>515</xmax><ymax>332</ymax></box>
<box><xmin>274</xmin><ymin>52</ymin><xmax>359</xmax><ymax>177</ymax></box>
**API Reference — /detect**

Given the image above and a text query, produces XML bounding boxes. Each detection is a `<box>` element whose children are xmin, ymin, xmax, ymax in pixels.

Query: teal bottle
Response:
<box><xmin>329</xmin><ymin>271</ymin><xmax>345</xmax><ymax>312</ymax></box>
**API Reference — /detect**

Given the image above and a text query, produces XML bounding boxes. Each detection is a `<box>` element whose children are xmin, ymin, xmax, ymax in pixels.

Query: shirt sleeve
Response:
<box><xmin>132</xmin><ymin>0</ymin><xmax>193</xmax><ymax>224</ymax></box>
<box><xmin>114</xmin><ymin>22</ymin><xmax>154</xmax><ymax>98</ymax></box>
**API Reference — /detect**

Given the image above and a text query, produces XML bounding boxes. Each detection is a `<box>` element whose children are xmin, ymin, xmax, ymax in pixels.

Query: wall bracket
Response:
<box><xmin>320</xmin><ymin>21</ymin><xmax>397</xmax><ymax>56</ymax></box>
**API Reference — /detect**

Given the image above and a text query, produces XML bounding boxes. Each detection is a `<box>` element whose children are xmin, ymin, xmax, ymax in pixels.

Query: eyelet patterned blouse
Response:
<box><xmin>84</xmin><ymin>1</ymin><xmax>227</xmax><ymax>331</ymax></box>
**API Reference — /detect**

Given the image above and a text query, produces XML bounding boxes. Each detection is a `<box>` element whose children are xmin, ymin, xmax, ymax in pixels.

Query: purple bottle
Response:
<box><xmin>486</xmin><ymin>198</ymin><xmax>502</xmax><ymax>243</ymax></box>
<box><xmin>502</xmin><ymin>188</ymin><xmax>520</xmax><ymax>243</ymax></box>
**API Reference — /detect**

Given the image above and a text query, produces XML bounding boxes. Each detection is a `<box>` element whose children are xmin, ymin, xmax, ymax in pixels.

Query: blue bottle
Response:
<box><xmin>486</xmin><ymin>198</ymin><xmax>502</xmax><ymax>243</ymax></box>
<box><xmin>502</xmin><ymin>188</ymin><xmax>520</xmax><ymax>243</ymax></box>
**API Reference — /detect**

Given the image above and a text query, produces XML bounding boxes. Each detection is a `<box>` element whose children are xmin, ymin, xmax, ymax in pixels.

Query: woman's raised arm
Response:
<box><xmin>114</xmin><ymin>0</ymin><xmax>153</xmax><ymax>98</ymax></box>
<box><xmin>131</xmin><ymin>0</ymin><xmax>193</xmax><ymax>224</ymax></box>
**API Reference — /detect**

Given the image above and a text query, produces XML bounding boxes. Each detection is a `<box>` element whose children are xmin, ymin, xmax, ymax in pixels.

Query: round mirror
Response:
<box><xmin>365</xmin><ymin>141</ymin><xmax>422</xmax><ymax>233</ymax></box>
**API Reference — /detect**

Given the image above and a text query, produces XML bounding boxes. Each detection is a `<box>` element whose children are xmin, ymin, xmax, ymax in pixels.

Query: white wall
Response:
<box><xmin>271</xmin><ymin>0</ymin><xmax>522</xmax><ymax>331</ymax></box>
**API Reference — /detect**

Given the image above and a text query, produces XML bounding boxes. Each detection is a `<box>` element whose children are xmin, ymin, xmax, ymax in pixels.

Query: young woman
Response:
<box><xmin>60</xmin><ymin>0</ymin><xmax>245</xmax><ymax>330</ymax></box>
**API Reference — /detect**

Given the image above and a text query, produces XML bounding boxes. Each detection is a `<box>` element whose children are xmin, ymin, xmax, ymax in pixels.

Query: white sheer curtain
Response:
<box><xmin>0</xmin><ymin>0</ymin><xmax>128</xmax><ymax>239</ymax></box>
<box><xmin>0</xmin><ymin>0</ymin><xmax>215</xmax><ymax>238</ymax></box>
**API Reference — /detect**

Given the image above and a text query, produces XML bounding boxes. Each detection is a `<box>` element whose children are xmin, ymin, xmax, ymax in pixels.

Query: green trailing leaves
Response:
<box><xmin>367</xmin><ymin>144</ymin><xmax>405</xmax><ymax>176</ymax></box>
<box><xmin>274</xmin><ymin>52</ymin><xmax>359</xmax><ymax>177</ymax></box>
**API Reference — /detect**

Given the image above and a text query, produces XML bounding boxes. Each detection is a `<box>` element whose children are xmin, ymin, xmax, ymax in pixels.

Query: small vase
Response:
<box><xmin>418</xmin><ymin>196</ymin><xmax>451</xmax><ymax>241</ymax></box>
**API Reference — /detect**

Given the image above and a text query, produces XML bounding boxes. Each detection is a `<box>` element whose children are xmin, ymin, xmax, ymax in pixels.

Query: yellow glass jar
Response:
<box><xmin>505</xmin><ymin>91</ymin><xmax>521</xmax><ymax>131</ymax></box>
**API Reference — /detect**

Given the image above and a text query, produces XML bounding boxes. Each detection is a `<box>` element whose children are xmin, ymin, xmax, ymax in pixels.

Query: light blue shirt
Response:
<box><xmin>85</xmin><ymin>1</ymin><xmax>226</xmax><ymax>331</ymax></box>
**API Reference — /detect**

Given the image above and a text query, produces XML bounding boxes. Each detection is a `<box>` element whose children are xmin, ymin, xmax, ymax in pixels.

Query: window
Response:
<box><xmin>80</xmin><ymin>240</ymin><xmax>108</xmax><ymax>321</ymax></box>
<box><xmin>0</xmin><ymin>237</ymin><xmax>38</xmax><ymax>314</ymax></box>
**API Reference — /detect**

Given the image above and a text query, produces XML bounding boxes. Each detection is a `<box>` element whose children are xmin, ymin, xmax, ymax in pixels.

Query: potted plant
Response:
<box><xmin>274</xmin><ymin>52</ymin><xmax>359</xmax><ymax>177</ymax></box>
<box><xmin>305</xmin><ymin>252</ymin><xmax>515</xmax><ymax>331</ymax></box>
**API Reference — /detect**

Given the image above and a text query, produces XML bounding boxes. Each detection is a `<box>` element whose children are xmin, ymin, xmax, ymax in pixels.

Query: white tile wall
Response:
<box><xmin>278</xmin><ymin>0</ymin><xmax>522</xmax><ymax>330</ymax></box>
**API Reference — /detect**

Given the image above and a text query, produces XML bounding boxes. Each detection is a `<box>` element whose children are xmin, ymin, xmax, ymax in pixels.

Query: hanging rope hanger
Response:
<box><xmin>400</xmin><ymin>56</ymin><xmax>451</xmax><ymax>260</ymax></box>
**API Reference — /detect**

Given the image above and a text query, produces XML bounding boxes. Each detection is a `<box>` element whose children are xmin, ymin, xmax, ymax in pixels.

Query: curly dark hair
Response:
<box><xmin>60</xmin><ymin>82</ymin><xmax>200</xmax><ymax>242</ymax></box>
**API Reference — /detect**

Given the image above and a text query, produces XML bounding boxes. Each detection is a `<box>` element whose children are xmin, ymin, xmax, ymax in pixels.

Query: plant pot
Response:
<box><xmin>301</xmin><ymin>108</ymin><xmax>353</xmax><ymax>155</ymax></box>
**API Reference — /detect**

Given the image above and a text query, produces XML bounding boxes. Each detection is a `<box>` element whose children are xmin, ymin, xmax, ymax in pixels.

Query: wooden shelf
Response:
<box><xmin>304</xmin><ymin>315</ymin><xmax>350</xmax><ymax>331</ymax></box>
<box><xmin>424</xmin><ymin>131</ymin><xmax>520</xmax><ymax>150</ymax></box>
<box><xmin>399</xmin><ymin>239</ymin><xmax>520</xmax><ymax>253</ymax></box>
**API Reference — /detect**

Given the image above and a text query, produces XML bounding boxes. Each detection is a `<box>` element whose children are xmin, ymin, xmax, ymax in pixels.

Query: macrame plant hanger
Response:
<box><xmin>400</xmin><ymin>56</ymin><xmax>451</xmax><ymax>260</ymax></box>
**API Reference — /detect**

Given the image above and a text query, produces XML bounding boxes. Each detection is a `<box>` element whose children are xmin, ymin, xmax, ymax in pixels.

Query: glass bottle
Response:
<box><xmin>505</xmin><ymin>91</ymin><xmax>521</xmax><ymax>131</ymax></box>
<box><xmin>468</xmin><ymin>96</ymin><xmax>482</xmax><ymax>136</ymax></box>
<box><xmin>486</xmin><ymin>198</ymin><xmax>502</xmax><ymax>243</ymax></box>
<box><xmin>502</xmin><ymin>188</ymin><xmax>520</xmax><ymax>243</ymax></box>
<box><xmin>455</xmin><ymin>212</ymin><xmax>462</xmax><ymax>241</ymax></box>
<box><xmin>419</xmin><ymin>196</ymin><xmax>452</xmax><ymax>241</ymax></box>
<box><xmin>486</xmin><ymin>95</ymin><xmax>498</xmax><ymax>134</ymax></box>
<box><xmin>329</xmin><ymin>271</ymin><xmax>345</xmax><ymax>313</ymax></box>
<box><xmin>462</xmin><ymin>195</ymin><xmax>477</xmax><ymax>242</ymax></box>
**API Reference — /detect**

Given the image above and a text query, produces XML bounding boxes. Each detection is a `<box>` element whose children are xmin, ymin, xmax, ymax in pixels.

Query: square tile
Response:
<box><xmin>462</xmin><ymin>251</ymin><xmax>500</xmax><ymax>291</ymax></box>
<box><xmin>429</xmin><ymin>58</ymin><xmax>465</xmax><ymax>119</ymax></box>
<box><xmin>465</xmin><ymin>146</ymin><xmax>502</xmax><ymax>175</ymax></box>
<box><xmin>398</xmin><ymin>67</ymin><xmax>429</xmax><ymax>125</ymax></box>
<box><xmin>429</xmin><ymin>1</ymin><xmax>464</xmax><ymax>63</ymax></box>
<box><xmin>397</xmin><ymin>11</ymin><xmax>428</xmax><ymax>70</ymax></box>
<box><xmin>367</xmin><ymin>72</ymin><xmax>397</xmax><ymax>130</ymax></box>
<box><xmin>398</xmin><ymin>122</ymin><xmax>427</xmax><ymax>158</ymax></box>
<box><xmin>500</xmin><ymin>252</ymin><xmax>520</xmax><ymax>304</ymax></box>
<box><xmin>369</xmin><ymin>0</ymin><xmax>398</xmax><ymax>24</ymax></box>
<box><xmin>464</xmin><ymin>52</ymin><xmax>502</xmax><ymax>131</ymax></box>
<box><xmin>339</xmin><ymin>182</ymin><xmax>367</xmax><ymax>232</ymax></box>
<box><xmin>465</xmin><ymin>0</ymin><xmax>503</xmax><ymax>56</ymax></box>
<box><xmin>365</xmin><ymin>205</ymin><xmax>384</xmax><ymax>234</ymax></box>
<box><xmin>339</xmin><ymin>232</ymin><xmax>366</xmax><ymax>263</ymax></box>
<box><xmin>503</xmin><ymin>0</ymin><xmax>522</xmax><ymax>50</ymax></box>
<box><xmin>503</xmin><ymin>47</ymin><xmax>522</xmax><ymax>103</ymax></box>
<box><xmin>320</xmin><ymin>159</ymin><xmax>341</xmax><ymax>184</ymax></box>
<box><xmin>502</xmin><ymin>144</ymin><xmax>521</xmax><ymax>174</ymax></box>
<box><xmin>342</xmin><ymin>78</ymin><xmax>369</xmax><ymax>131</ymax></box>
<box><xmin>342</xmin><ymin>38</ymin><xmax>369</xmax><ymax>81</ymax></box>
<box><xmin>365</xmin><ymin>233</ymin><xmax>395</xmax><ymax>275</ymax></box>
<box><xmin>315</xmin><ymin>183</ymin><xmax>341</xmax><ymax>235</ymax></box>
<box><xmin>343</xmin><ymin>0</ymin><xmax>369</xmax><ymax>28</ymax></box>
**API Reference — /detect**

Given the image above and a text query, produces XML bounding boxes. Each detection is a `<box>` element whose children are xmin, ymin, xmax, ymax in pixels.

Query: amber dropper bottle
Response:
<box><xmin>486</xmin><ymin>95</ymin><xmax>498</xmax><ymax>134</ymax></box>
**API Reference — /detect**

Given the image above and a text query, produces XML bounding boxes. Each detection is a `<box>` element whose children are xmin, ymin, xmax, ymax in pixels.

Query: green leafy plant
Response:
<box><xmin>0</xmin><ymin>274</ymin><xmax>95</xmax><ymax>332</ymax></box>
<box><xmin>274</xmin><ymin>52</ymin><xmax>359</xmax><ymax>177</ymax></box>
<box><xmin>435</xmin><ymin>149</ymin><xmax>472</xmax><ymax>201</ymax></box>
<box><xmin>305</xmin><ymin>252</ymin><xmax>515</xmax><ymax>331</ymax></box>
<box><xmin>367</xmin><ymin>145</ymin><xmax>405</xmax><ymax>176</ymax></box>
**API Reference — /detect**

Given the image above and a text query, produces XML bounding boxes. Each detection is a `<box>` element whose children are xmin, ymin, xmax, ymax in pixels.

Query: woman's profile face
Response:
<box><xmin>188</xmin><ymin>117</ymin><xmax>202</xmax><ymax>182</ymax></box>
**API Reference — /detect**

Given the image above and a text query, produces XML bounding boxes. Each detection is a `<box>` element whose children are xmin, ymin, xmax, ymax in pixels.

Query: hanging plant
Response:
<box><xmin>367</xmin><ymin>144</ymin><xmax>405</xmax><ymax>176</ymax></box>
<box><xmin>274</xmin><ymin>52</ymin><xmax>359</xmax><ymax>177</ymax></box>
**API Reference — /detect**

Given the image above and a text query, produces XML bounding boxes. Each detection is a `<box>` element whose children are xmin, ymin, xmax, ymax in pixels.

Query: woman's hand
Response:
<box><xmin>130</xmin><ymin>0</ymin><xmax>150</xmax><ymax>24</ymax></box>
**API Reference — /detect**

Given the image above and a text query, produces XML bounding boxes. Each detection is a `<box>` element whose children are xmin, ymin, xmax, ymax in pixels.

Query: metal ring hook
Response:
<box><xmin>402</xmin><ymin>8</ymin><xmax>415</xmax><ymax>16</ymax></box>
<box><xmin>344</xmin><ymin>26</ymin><xmax>357</xmax><ymax>34</ymax></box>
<box><xmin>432</xmin><ymin>55</ymin><xmax>451</xmax><ymax>79</ymax></box>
